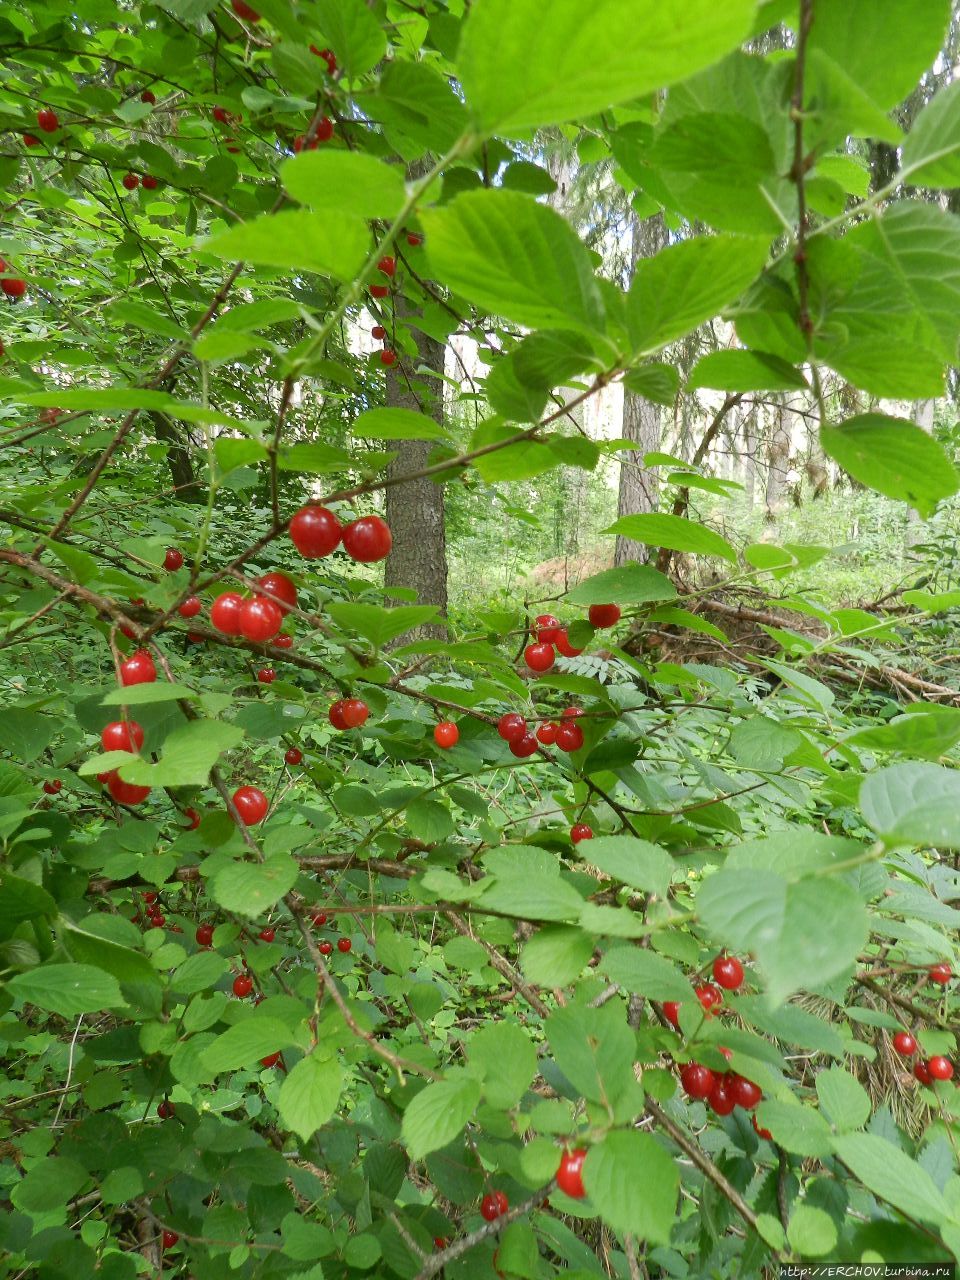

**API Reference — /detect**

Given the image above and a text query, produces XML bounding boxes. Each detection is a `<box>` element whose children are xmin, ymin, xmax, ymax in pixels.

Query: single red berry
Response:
<box><xmin>380</xmin><ymin>349</ymin><xmax>397</xmax><ymax>366</ymax></box>
<box><xmin>212</xmin><ymin>105</ymin><xmax>230</xmax><ymax>124</ymax></box>
<box><xmin>312</xmin><ymin>912</ymin><xmax>327</xmax><ymax>927</ymax></box>
<box><xmin>708</xmin><ymin>1078</ymin><xmax>735</xmax><ymax>1116</ymax></box>
<box><xmin>257</xmin><ymin>668</ymin><xmax>276</xmax><ymax>684</ymax></box>
<box><xmin>729</xmin><ymin>1075</ymin><xmax>762</xmax><ymax>1110</ymax></box>
<box><xmin>319</xmin><ymin>940</ymin><xmax>333</xmax><ymax>955</ymax></box>
<box><xmin>142</xmin><ymin>175</ymin><xmax>159</xmax><ymax>189</ymax></box>
<box><xmin>196</xmin><ymin>923</ymin><xmax>214</xmax><ymax>946</ymax></box>
<box><xmin>231</xmin><ymin>0</ymin><xmax>261</xmax><ymax>21</ymax></box>
<box><xmin>497</xmin><ymin>713</ymin><xmax>527</xmax><ymax>743</ymax></box>
<box><xmin>369</xmin><ymin>283</ymin><xmax>390</xmax><ymax>299</ymax></box>
<box><xmin>232</xmin><ymin>973</ymin><xmax>253</xmax><ymax>998</ymax></box>
<box><xmin>232</xmin><ymin>786</ymin><xmax>269</xmax><ymax>825</ymax></box>
<box><xmin>537</xmin><ymin>721</ymin><xmax>559</xmax><ymax>745</ymax></box>
<box><xmin>259</xmin><ymin>927</ymin><xmax>275</xmax><ymax>942</ymax></box>
<box><xmin>509</xmin><ymin>732</ymin><xmax>538</xmax><ymax>758</ymax></box>
<box><xmin>162</xmin><ymin>547</ymin><xmax>183</xmax><ymax>571</ymax></box>
<box><xmin>285</xmin><ymin>747</ymin><xmax>303</xmax><ymax>766</ymax></box>
<box><xmin>256</xmin><ymin>571</ymin><xmax>297</xmax><ymax>613</ymax></box>
<box><xmin>663</xmin><ymin>1002</ymin><xmax>681</xmax><ymax>1029</ymax></box>
<box><xmin>434</xmin><ymin>722</ymin><xmax>459</xmax><ymax>748</ymax></box>
<box><xmin>121</xmin><ymin>172</ymin><xmax>140</xmax><ymax>191</ymax></box>
<box><xmin>570</xmin><ymin>823</ymin><xmax>593</xmax><ymax>844</ymax></box>
<box><xmin>407</xmin><ymin>232</ymin><xmax>422</xmax><ymax>247</ymax></box>
<box><xmin>524</xmin><ymin>642</ymin><xmax>555</xmax><ymax>673</ymax></box>
<box><xmin>712</xmin><ymin>955</ymin><xmax>745</xmax><ymax>991</ymax></box>
<box><xmin>680</xmin><ymin>1063</ymin><xmax>715</xmax><ymax>1100</ymax></box>
<box><xmin>119</xmin><ymin>650</ymin><xmax>156</xmax><ymax>686</ymax></box>
<box><xmin>293</xmin><ymin>135</ymin><xmax>317</xmax><ymax>154</ymax></box>
<box><xmin>37</xmin><ymin>108</ymin><xmax>59</xmax><ymax>133</ymax></box>
<box><xmin>329</xmin><ymin>700</ymin><xmax>349</xmax><ymax>730</ymax></box>
<box><xmin>371</xmin><ymin>324</ymin><xmax>387</xmax><ymax>340</ymax></box>
<box><xmin>752</xmin><ymin>1115</ymin><xmax>772</xmax><ymax>1140</ymax></box>
<box><xmin>239</xmin><ymin>597</ymin><xmax>283</xmax><ymax>643</ymax></box>
<box><xmin>556</xmin><ymin>1148</ymin><xmax>587</xmax><ymax>1199</ymax></box>
<box><xmin>695</xmin><ymin>983</ymin><xmax>723</xmax><ymax>1015</ymax></box>
<box><xmin>316</xmin><ymin>116</ymin><xmax>334</xmax><ymax>142</ymax></box>
<box><xmin>43</xmin><ymin>779</ymin><xmax>62</xmax><ymax>795</ymax></box>
<box><xmin>893</xmin><ymin>1031</ymin><xmax>918</xmax><ymax>1057</ymax></box>
<box><xmin>183</xmin><ymin>807</ymin><xmax>201</xmax><ymax>830</ymax></box>
<box><xmin>928</xmin><ymin>1056</ymin><xmax>954</xmax><ymax>1081</ymax></box>
<box><xmin>107</xmin><ymin>772</ymin><xmax>151</xmax><ymax>806</ymax></box>
<box><xmin>535</xmin><ymin>613</ymin><xmax>562</xmax><ymax>643</ymax></box>
<box><xmin>555</xmin><ymin>722</ymin><xmax>584</xmax><ymax>752</ymax></box>
<box><xmin>23</xmin><ymin>133</ymin><xmax>40</xmax><ymax>146</ymax></box>
<box><xmin>143</xmin><ymin>891</ymin><xmax>158</xmax><ymax>904</ymax></box>
<box><xmin>290</xmin><ymin>505</ymin><xmax>342</xmax><ymax>558</ymax></box>
<box><xmin>273</xmin><ymin>634</ymin><xmax>293</xmax><ymax>649</ymax></box>
<box><xmin>480</xmin><ymin>1191</ymin><xmax>508</xmax><ymax>1222</ymax></box>
<box><xmin>101</xmin><ymin>720</ymin><xmax>145</xmax><ymax>753</ymax></box>
<box><xmin>377</xmin><ymin>256</ymin><xmax>396</xmax><ymax>278</ymax></box>
<box><xmin>588</xmin><ymin>603</ymin><xmax>621</xmax><ymax>629</ymax></box>
<box><xmin>561</xmin><ymin>707</ymin><xmax>583</xmax><ymax>719</ymax></box>
<box><xmin>226</xmin><ymin>144</ymin><xmax>241</xmax><ymax>154</ymax></box>
<box><xmin>157</xmin><ymin>1100</ymin><xmax>175</xmax><ymax>1119</ymax></box>
<box><xmin>340</xmin><ymin>698</ymin><xmax>369</xmax><ymax>729</ymax></box>
<box><xmin>96</xmin><ymin>771</ymin><xmax>110</xmax><ymax>784</ymax></box>
<box><xmin>915</xmin><ymin>1061</ymin><xmax>933</xmax><ymax>1085</ymax></box>
<box><xmin>929</xmin><ymin>963</ymin><xmax>952</xmax><ymax>985</ymax></box>
<box><xmin>1</xmin><ymin>277</ymin><xmax>26</xmax><ymax>299</ymax></box>
<box><xmin>342</xmin><ymin>515</ymin><xmax>392</xmax><ymax>562</ymax></box>
<box><xmin>141</xmin><ymin>89</ymin><xmax>157</xmax><ymax>104</ymax></box>
<box><xmin>260</xmin><ymin>1052</ymin><xmax>282</xmax><ymax>1068</ymax></box>
<box><xmin>433</xmin><ymin>1237</ymin><xmax>448</xmax><ymax>1249</ymax></box>
<box><xmin>178</xmin><ymin>595</ymin><xmax>202</xmax><ymax>618</ymax></box>
<box><xmin>337</xmin><ymin>936</ymin><xmax>352</xmax><ymax>953</ymax></box>
<box><xmin>149</xmin><ymin>914</ymin><xmax>165</xmax><ymax>928</ymax></box>
<box><xmin>210</xmin><ymin>592</ymin><xmax>245</xmax><ymax>635</ymax></box>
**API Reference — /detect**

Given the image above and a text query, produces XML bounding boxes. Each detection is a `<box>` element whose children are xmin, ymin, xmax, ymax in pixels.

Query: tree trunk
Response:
<box><xmin>742</xmin><ymin>407</ymin><xmax>757</xmax><ymax>508</ymax></box>
<box><xmin>764</xmin><ymin>405</ymin><xmax>793</xmax><ymax>518</ymax></box>
<box><xmin>615</xmin><ymin>212</ymin><xmax>667</xmax><ymax>566</ymax></box>
<box><xmin>150</xmin><ymin>412</ymin><xmax>205</xmax><ymax>503</ymax></box>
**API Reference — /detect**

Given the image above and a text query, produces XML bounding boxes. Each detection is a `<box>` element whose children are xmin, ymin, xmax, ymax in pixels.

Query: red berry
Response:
<box><xmin>537</xmin><ymin>722</ymin><xmax>559</xmax><ymax>745</ymax></box>
<box><xmin>37</xmin><ymin>108</ymin><xmax>59</xmax><ymax>133</ymax></box>
<box><xmin>106</xmin><ymin>772</ymin><xmax>151</xmax><ymax>806</ymax></box>
<box><xmin>273</xmin><ymin>634</ymin><xmax>293</xmax><ymax>649</ymax></box>
<box><xmin>157</xmin><ymin>1100</ymin><xmax>175</xmax><ymax>1119</ymax></box>
<box><xmin>260</xmin><ymin>1052</ymin><xmax>281</xmax><ymax>1068</ymax></box>
<box><xmin>285</xmin><ymin>747</ymin><xmax>303</xmax><ymax>766</ymax></box>
<box><xmin>163</xmin><ymin>548</ymin><xmax>183</xmax><ymax>571</ymax></box>
<box><xmin>340</xmin><ymin>698</ymin><xmax>369</xmax><ymax>729</ymax></box>
<box><xmin>232</xmin><ymin>786</ymin><xmax>269</xmax><ymax>825</ymax></box>
<box><xmin>178</xmin><ymin>595</ymin><xmax>202</xmax><ymax>618</ymax></box>
<box><xmin>23</xmin><ymin>133</ymin><xmax>40</xmax><ymax>146</ymax></box>
<box><xmin>141</xmin><ymin>90</ymin><xmax>157</xmax><ymax>104</ymax></box>
<box><xmin>556</xmin><ymin>1148</ymin><xmax>587</xmax><ymax>1199</ymax></box>
<box><xmin>316</xmin><ymin>117</ymin><xmax>334</xmax><ymax>142</ymax></box>
<box><xmin>120</xmin><ymin>649</ymin><xmax>156</xmax><ymax>686</ymax></box>
<box><xmin>43</xmin><ymin>779</ymin><xmax>62</xmax><ymax>795</ymax></box>
<box><xmin>929</xmin><ymin>963</ymin><xmax>952</xmax><ymax>985</ymax></box>
<box><xmin>121</xmin><ymin>173</ymin><xmax>140</xmax><ymax>191</ymax></box>
<box><xmin>183</xmin><ymin>807</ymin><xmax>201</xmax><ymax>830</ymax></box>
<box><xmin>752</xmin><ymin>1115</ymin><xmax>772</xmax><ymax>1140</ymax></box>
<box><xmin>663</xmin><ymin>1002</ymin><xmax>681</xmax><ymax>1028</ymax></box>
<box><xmin>149</xmin><ymin>915</ymin><xmax>165</xmax><ymax>929</ymax></box>
<box><xmin>319</xmin><ymin>940</ymin><xmax>333</xmax><ymax>955</ymax></box>
<box><xmin>96</xmin><ymin>771</ymin><xmax>110</xmax><ymax>784</ymax></box>
<box><xmin>915</xmin><ymin>1062</ymin><xmax>933</xmax><ymax>1085</ymax></box>
<box><xmin>433</xmin><ymin>1237</ymin><xmax>448</xmax><ymax>1249</ymax></box>
<box><xmin>708</xmin><ymin>1078</ymin><xmax>735</xmax><ymax>1116</ymax></box>
<box><xmin>380</xmin><ymin>349</ymin><xmax>397</xmax><ymax>366</ymax></box>
<box><xmin>509</xmin><ymin>732</ymin><xmax>538</xmax><ymax>758</ymax></box>
<box><xmin>232</xmin><ymin>973</ymin><xmax>253</xmax><ymax>997</ymax></box>
<box><xmin>524</xmin><ymin>642</ymin><xmax>555</xmax><ymax>673</ymax></box>
<box><xmin>480</xmin><ymin>1191</ymin><xmax>508</xmax><ymax>1221</ymax></box>
<box><xmin>369</xmin><ymin>283</ymin><xmax>390</xmax><ymax>299</ymax></box>
<box><xmin>293</xmin><ymin>135</ymin><xmax>317</xmax><ymax>154</ymax></box>
<box><xmin>407</xmin><ymin>232</ymin><xmax>422</xmax><ymax>247</ymax></box>
<box><xmin>928</xmin><ymin>1055</ymin><xmax>954</xmax><ymax>1081</ymax></box>
<box><xmin>143</xmin><ymin>892</ymin><xmax>158</xmax><ymax>904</ymax></box>
<box><xmin>256</xmin><ymin>571</ymin><xmax>297</xmax><ymax>613</ymax></box>
<box><xmin>142</xmin><ymin>175</ymin><xmax>158</xmax><ymax>189</ymax></box>
<box><xmin>434</xmin><ymin>722</ymin><xmax>459</xmax><ymax>748</ymax></box>
<box><xmin>729</xmin><ymin>1075</ymin><xmax>762</xmax><ymax>1110</ymax></box>
<box><xmin>101</xmin><ymin>720</ymin><xmax>145</xmax><ymax>753</ymax></box>
<box><xmin>196</xmin><ymin>924</ymin><xmax>214</xmax><ymax>946</ymax></box>
<box><xmin>712</xmin><ymin>955</ymin><xmax>745</xmax><ymax>991</ymax></box>
<box><xmin>257</xmin><ymin>668</ymin><xmax>276</xmax><ymax>684</ymax></box>
<box><xmin>561</xmin><ymin>707</ymin><xmax>583</xmax><ymax>719</ymax></box>
<box><xmin>377</xmin><ymin>256</ymin><xmax>396</xmax><ymax>278</ymax></box>
<box><xmin>290</xmin><ymin>505</ymin><xmax>342</xmax><ymax>558</ymax></box>
<box><xmin>497</xmin><ymin>713</ymin><xmax>527</xmax><ymax>743</ymax></box>
<box><xmin>239</xmin><ymin>597</ymin><xmax>283</xmax><ymax>643</ymax></box>
<box><xmin>695</xmin><ymin>983</ymin><xmax>723</xmax><ymax>1015</ymax></box>
<box><xmin>342</xmin><ymin>515</ymin><xmax>392</xmax><ymax>562</ymax></box>
<box><xmin>371</xmin><ymin>325</ymin><xmax>386</xmax><ymax>340</ymax></box>
<box><xmin>893</xmin><ymin>1031</ymin><xmax>918</xmax><ymax>1057</ymax></box>
<box><xmin>1</xmin><ymin>277</ymin><xmax>26</xmax><ymax>299</ymax></box>
<box><xmin>337</xmin><ymin>937</ymin><xmax>352</xmax><ymax>953</ymax></box>
<box><xmin>570</xmin><ymin>823</ymin><xmax>593</xmax><ymax>844</ymax></box>
<box><xmin>680</xmin><ymin>1063</ymin><xmax>715</xmax><ymax>1100</ymax></box>
<box><xmin>231</xmin><ymin>0</ymin><xmax>261</xmax><ymax>20</ymax></box>
<box><xmin>259</xmin><ymin>927</ymin><xmax>275</xmax><ymax>942</ymax></box>
<box><xmin>535</xmin><ymin>614</ymin><xmax>562</xmax><ymax>643</ymax></box>
<box><xmin>555</xmin><ymin>722</ymin><xmax>584</xmax><ymax>752</ymax></box>
<box><xmin>213</xmin><ymin>106</ymin><xmax>230</xmax><ymax>124</ymax></box>
<box><xmin>588</xmin><ymin>603</ymin><xmax>621</xmax><ymax>629</ymax></box>
<box><xmin>329</xmin><ymin>700</ymin><xmax>349</xmax><ymax>730</ymax></box>
<box><xmin>210</xmin><ymin>592</ymin><xmax>244</xmax><ymax>635</ymax></box>
<box><xmin>312</xmin><ymin>912</ymin><xmax>327</xmax><ymax>927</ymax></box>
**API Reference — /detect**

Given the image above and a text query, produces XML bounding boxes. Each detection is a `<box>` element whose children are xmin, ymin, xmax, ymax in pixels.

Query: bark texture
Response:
<box><xmin>149</xmin><ymin>412</ymin><xmax>205</xmax><ymax>503</ymax></box>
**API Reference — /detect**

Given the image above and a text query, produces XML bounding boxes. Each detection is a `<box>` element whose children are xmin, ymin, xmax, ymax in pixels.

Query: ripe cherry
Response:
<box><xmin>143</xmin><ymin>892</ymin><xmax>158</xmax><ymax>904</ymax></box>
<box><xmin>342</xmin><ymin>515</ymin><xmax>392</xmax><ymax>562</ymax></box>
<box><xmin>663</xmin><ymin>1001</ymin><xmax>681</xmax><ymax>1029</ymax></box>
<box><xmin>121</xmin><ymin>173</ymin><xmax>140</xmax><ymax>191</ymax></box>
<box><xmin>37</xmin><ymin>108</ymin><xmax>59</xmax><ymax>133</ymax></box>
<box><xmin>433</xmin><ymin>1237</ymin><xmax>448</xmax><ymax>1249</ymax></box>
<box><xmin>556</xmin><ymin>1148</ymin><xmax>587</xmax><ymax>1199</ymax></box>
<box><xmin>929</xmin><ymin>963</ymin><xmax>952</xmax><ymax>984</ymax></box>
<box><xmin>497</xmin><ymin>713</ymin><xmax>527</xmax><ymax>743</ymax></box>
<box><xmin>378</xmin><ymin>256</ymin><xmax>396</xmax><ymax>278</ymax></box>
<box><xmin>369</xmin><ymin>283</ymin><xmax>390</xmax><ymax>299</ymax></box>
<box><xmin>434</xmin><ymin>721</ymin><xmax>459</xmax><ymax>748</ymax></box>
<box><xmin>231</xmin><ymin>0</ymin><xmax>261</xmax><ymax>21</ymax></box>
<box><xmin>195</xmin><ymin>923</ymin><xmax>214</xmax><ymax>946</ymax></box>
<box><xmin>561</xmin><ymin>707</ymin><xmax>583</xmax><ymax>719</ymax></box>
<box><xmin>407</xmin><ymin>232</ymin><xmax>423</xmax><ymax>247</ymax></box>
<box><xmin>680</xmin><ymin>1063</ymin><xmax>715</xmax><ymax>1100</ymax></box>
<box><xmin>729</xmin><ymin>1075</ymin><xmax>762</xmax><ymax>1110</ymax></box>
<box><xmin>695</xmin><ymin>983</ymin><xmax>723</xmax><ymax>1015</ymax></box>
<box><xmin>211</xmin><ymin>592</ymin><xmax>244</xmax><ymax>634</ymax></box>
<box><xmin>480</xmin><ymin>1191</ymin><xmax>508</xmax><ymax>1221</ymax></box>
<box><xmin>329</xmin><ymin>700</ymin><xmax>349</xmax><ymax>730</ymax></box>
<box><xmin>183</xmin><ymin>807</ymin><xmax>201</xmax><ymax>830</ymax></box>
<box><xmin>260</xmin><ymin>1052</ymin><xmax>282</xmax><ymax>1068</ymax></box>
<box><xmin>290</xmin><ymin>505</ymin><xmax>342</xmax><ymax>558</ymax></box>
<box><xmin>259</xmin><ymin>927</ymin><xmax>276</xmax><ymax>942</ymax></box>
<box><xmin>381</xmin><ymin>349</ymin><xmax>397</xmax><ymax>366</ymax></box>
<box><xmin>708</xmin><ymin>1077</ymin><xmax>735</xmax><ymax>1116</ymax></box>
<box><xmin>555</xmin><ymin>722</ymin><xmax>584</xmax><ymax>752</ymax></box>
<box><xmin>23</xmin><ymin>133</ymin><xmax>40</xmax><ymax>146</ymax></box>
<box><xmin>293</xmin><ymin>135</ymin><xmax>317</xmax><ymax>154</ymax></box>
<box><xmin>142</xmin><ymin>175</ymin><xmax>158</xmax><ymax>190</ymax></box>
<box><xmin>141</xmin><ymin>89</ymin><xmax>157</xmax><ymax>104</ymax></box>
<box><xmin>316</xmin><ymin>117</ymin><xmax>334</xmax><ymax>142</ymax></box>
<box><xmin>340</xmin><ymin>698</ymin><xmax>369</xmax><ymax>729</ymax></box>
<box><xmin>178</xmin><ymin>595</ymin><xmax>202</xmax><ymax>618</ymax></box>
<box><xmin>371</xmin><ymin>324</ymin><xmax>386</xmax><ymax>340</ymax></box>
<box><xmin>1</xmin><ymin>277</ymin><xmax>26</xmax><ymax>299</ymax></box>
<box><xmin>157</xmin><ymin>1100</ymin><xmax>175</xmax><ymax>1119</ymax></box>
<box><xmin>257</xmin><ymin>668</ymin><xmax>276</xmax><ymax>684</ymax></box>
<box><xmin>273</xmin><ymin>634</ymin><xmax>293</xmax><ymax>649</ymax></box>
<box><xmin>256</xmin><ymin>571</ymin><xmax>297</xmax><ymax>613</ymax></box>
<box><xmin>893</xmin><ymin>1031</ymin><xmax>918</xmax><ymax>1057</ymax></box>
<box><xmin>510</xmin><ymin>733</ymin><xmax>538</xmax><ymax>758</ymax></box>
<box><xmin>212</xmin><ymin>106</ymin><xmax>231</xmax><ymax>124</ymax></box>
<box><xmin>337</xmin><ymin>937</ymin><xmax>352</xmax><ymax>953</ymax></box>
<box><xmin>927</xmin><ymin>1056</ymin><xmax>954</xmax><ymax>1081</ymax></box>
<box><xmin>570</xmin><ymin>823</ymin><xmax>593</xmax><ymax>844</ymax></box>
<box><xmin>312</xmin><ymin>911</ymin><xmax>328</xmax><ymax>927</ymax></box>
<box><xmin>232</xmin><ymin>786</ymin><xmax>269</xmax><ymax>825</ymax></box>
<box><xmin>43</xmin><ymin>779</ymin><xmax>62</xmax><ymax>795</ymax></box>
<box><xmin>101</xmin><ymin>720</ymin><xmax>145</xmax><ymax>752</ymax></box>
<box><xmin>537</xmin><ymin>722</ymin><xmax>559</xmax><ymax>745</ymax></box>
<box><xmin>915</xmin><ymin>1062</ymin><xmax>933</xmax><ymax>1085</ymax></box>
<box><xmin>232</xmin><ymin>973</ymin><xmax>253</xmax><ymax>998</ymax></box>
<box><xmin>752</xmin><ymin>1115</ymin><xmax>772</xmax><ymax>1141</ymax></box>
<box><xmin>712</xmin><ymin>955</ymin><xmax>745</xmax><ymax>991</ymax></box>
<box><xmin>149</xmin><ymin>914</ymin><xmax>165</xmax><ymax>929</ymax></box>
<box><xmin>106</xmin><ymin>772</ymin><xmax>151</xmax><ymax>806</ymax></box>
<box><xmin>319</xmin><ymin>940</ymin><xmax>333</xmax><ymax>955</ymax></box>
<box><xmin>535</xmin><ymin>614</ymin><xmax>562</xmax><ymax>643</ymax></box>
<box><xmin>239</xmin><ymin>598</ymin><xmax>283</xmax><ymax>643</ymax></box>
<box><xmin>524</xmin><ymin>642</ymin><xmax>555</xmax><ymax>673</ymax></box>
<box><xmin>285</xmin><ymin>747</ymin><xmax>303</xmax><ymax>766</ymax></box>
<box><xmin>588</xmin><ymin>603</ymin><xmax>621</xmax><ymax>629</ymax></box>
<box><xmin>120</xmin><ymin>649</ymin><xmax>156</xmax><ymax>686</ymax></box>
<box><xmin>163</xmin><ymin>547</ymin><xmax>183</xmax><ymax>571</ymax></box>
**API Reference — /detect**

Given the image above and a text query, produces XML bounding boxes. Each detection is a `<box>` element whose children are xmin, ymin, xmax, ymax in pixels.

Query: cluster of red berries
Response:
<box><xmin>497</xmin><ymin>707</ymin><xmax>584</xmax><ymax>758</ymax></box>
<box><xmin>292</xmin><ymin>116</ymin><xmax>335</xmax><ymax>152</ymax></box>
<box><xmin>290</xmin><ymin>506</ymin><xmax>392</xmax><ymax>562</ymax></box>
<box><xmin>523</xmin><ymin>605</ymin><xmax>621</xmax><ymax>674</ymax></box>
<box><xmin>891</xmin><ymin>965</ymin><xmax>954</xmax><ymax>1084</ymax></box>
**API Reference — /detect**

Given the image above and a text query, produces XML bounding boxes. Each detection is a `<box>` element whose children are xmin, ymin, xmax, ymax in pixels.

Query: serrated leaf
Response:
<box><xmin>600</xmin><ymin>948</ymin><xmax>691</xmax><ymax>1002</ymax></box>
<box><xmin>203</xmin><ymin>1016</ymin><xmax>297</xmax><ymax>1074</ymax></box>
<box><xmin>566</xmin><ymin>564</ymin><xmax>677</xmax><ymax>607</ymax></box>
<box><xmin>327</xmin><ymin>602</ymin><xmax>440</xmax><ymax>647</ymax></box>
<box><xmin>7</xmin><ymin>963</ymin><xmax>125</xmax><ymax>1017</ymax></box>
<box><xmin>203</xmin><ymin>211</ymin><xmax>367</xmax><ymax>282</ymax></box>
<box><xmin>605</xmin><ymin>513</ymin><xmax>737</xmax><ymax>563</ymax></box>
<box><xmin>521</xmin><ymin>926</ymin><xmax>595</xmax><ymax>986</ymax></box>
<box><xmin>576</xmin><ymin>836</ymin><xmax>673</xmax><ymax>899</ymax></box>
<box><xmin>281</xmin><ymin>150</ymin><xmax>406</xmax><ymax>217</ymax></box>
<box><xmin>401</xmin><ymin>1074</ymin><xmax>481</xmax><ymax>1159</ymax></box>
<box><xmin>210</xmin><ymin>856</ymin><xmax>299</xmax><ymax>918</ymax></box>
<box><xmin>860</xmin><ymin>762</ymin><xmax>960</xmax><ymax>849</ymax></box>
<box><xmin>352</xmin><ymin>408</ymin><xmax>448</xmax><ymax>441</ymax></box>
<box><xmin>278</xmin><ymin>1052</ymin><xmax>343</xmax><ymax>1141</ymax></box>
<box><xmin>832</xmin><ymin>1133</ymin><xmax>949</xmax><ymax>1225</ymax></box>
<box><xmin>821</xmin><ymin>414</ymin><xmax>957</xmax><ymax>517</ymax></box>
<box><xmin>582</xmin><ymin>1132</ymin><xmax>678</xmax><ymax>1243</ymax></box>
<box><xmin>688</xmin><ymin>349</ymin><xmax>807</xmax><ymax>391</ymax></box>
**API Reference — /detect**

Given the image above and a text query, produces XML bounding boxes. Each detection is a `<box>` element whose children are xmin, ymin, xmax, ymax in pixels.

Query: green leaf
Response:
<box><xmin>421</xmin><ymin>190</ymin><xmax>604</xmax><ymax>334</ymax></box>
<box><xmin>313</xmin><ymin>0</ymin><xmax>386</xmax><ymax>78</ymax></box>
<box><xmin>7</xmin><ymin>963</ymin><xmax>125</xmax><ymax>1017</ymax></box>
<box><xmin>546</xmin><ymin>1004</ymin><xmax>635</xmax><ymax>1106</ymax></box>
<box><xmin>522</xmin><ymin>927</ymin><xmax>595</xmax><ymax>986</ymax></box>
<box><xmin>688</xmin><ymin>349</ymin><xmax>807</xmax><ymax>392</ymax></box>
<box><xmin>401</xmin><ymin>1074</ymin><xmax>482</xmax><ymax>1159</ymax></box>
<box><xmin>600</xmin><ymin>948</ymin><xmax>692</xmax><ymax>1002</ymax></box>
<box><xmin>860</xmin><ymin>763</ymin><xmax>960</xmax><ymax>849</ymax></box>
<box><xmin>820</xmin><ymin>414</ymin><xmax>958</xmax><ymax>517</ymax></box>
<box><xmin>352</xmin><ymin>408</ymin><xmax>448</xmax><ymax>441</ymax></box>
<box><xmin>60</xmin><ymin>923</ymin><xmax>159</xmax><ymax>989</ymax></box>
<box><xmin>697</xmin><ymin>868</ymin><xmax>869</xmax><ymax>1005</ymax></box>
<box><xmin>458</xmin><ymin>0</ymin><xmax>757</xmax><ymax>135</ymax></box>
<box><xmin>845</xmin><ymin>708</ymin><xmax>960</xmax><ymax>760</ymax></box>
<box><xmin>101</xmin><ymin>683</ymin><xmax>197</xmax><ymax>706</ymax></box>
<box><xmin>832</xmin><ymin>1133</ymin><xmax>949</xmax><ymax>1225</ymax></box>
<box><xmin>565</xmin><ymin>564</ymin><xmax>677</xmax><ymax>607</ymax></box>
<box><xmin>481</xmin><ymin>871</ymin><xmax>585</xmax><ymax>923</ymax></box>
<box><xmin>327</xmin><ymin>603</ymin><xmax>440</xmax><ymax>647</ymax></box>
<box><xmin>11</xmin><ymin>1158</ymin><xmax>89</xmax><ymax>1215</ymax></box>
<box><xmin>621</xmin><ymin>362</ymin><xmax>680</xmax><ymax>405</ymax></box>
<box><xmin>203</xmin><ymin>211</ymin><xmax>367</xmax><ymax>281</ymax></box>
<box><xmin>816</xmin><ymin>1068</ymin><xmax>871</xmax><ymax>1132</ymax></box>
<box><xmin>582</xmin><ymin>1132</ymin><xmax>678</xmax><ymax>1244</ymax></box>
<box><xmin>787</xmin><ymin>1205</ymin><xmax>839</xmax><ymax>1258</ymax></box>
<box><xmin>210</xmin><ymin>856</ymin><xmax>300</xmax><ymax>918</ymax></box>
<box><xmin>901</xmin><ymin>78</ymin><xmax>960</xmax><ymax>188</ymax></box>
<box><xmin>203</xmin><ymin>1016</ymin><xmax>297</xmax><ymax>1073</ymax></box>
<box><xmin>627</xmin><ymin>235</ymin><xmax>769</xmax><ymax>355</ymax></box>
<box><xmin>281</xmin><ymin>150</ymin><xmax>406</xmax><ymax>217</ymax></box>
<box><xmin>575</xmin><ymin>836</ymin><xmax>673</xmax><ymax>899</ymax></box>
<box><xmin>604</xmin><ymin>513</ymin><xmax>737</xmax><ymax>564</ymax></box>
<box><xmin>119</xmin><ymin>720</ymin><xmax>244</xmax><ymax>787</ymax></box>
<box><xmin>755</xmin><ymin>1101</ymin><xmax>835</xmax><ymax>1157</ymax></box>
<box><xmin>278</xmin><ymin>1052</ymin><xmax>343</xmax><ymax>1141</ymax></box>
<box><xmin>468</xmin><ymin>1023</ymin><xmax>537</xmax><ymax>1109</ymax></box>
<box><xmin>728</xmin><ymin>717</ymin><xmax>804</xmax><ymax>771</ymax></box>
<box><xmin>0</xmin><ymin>872</ymin><xmax>57</xmax><ymax>931</ymax></box>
